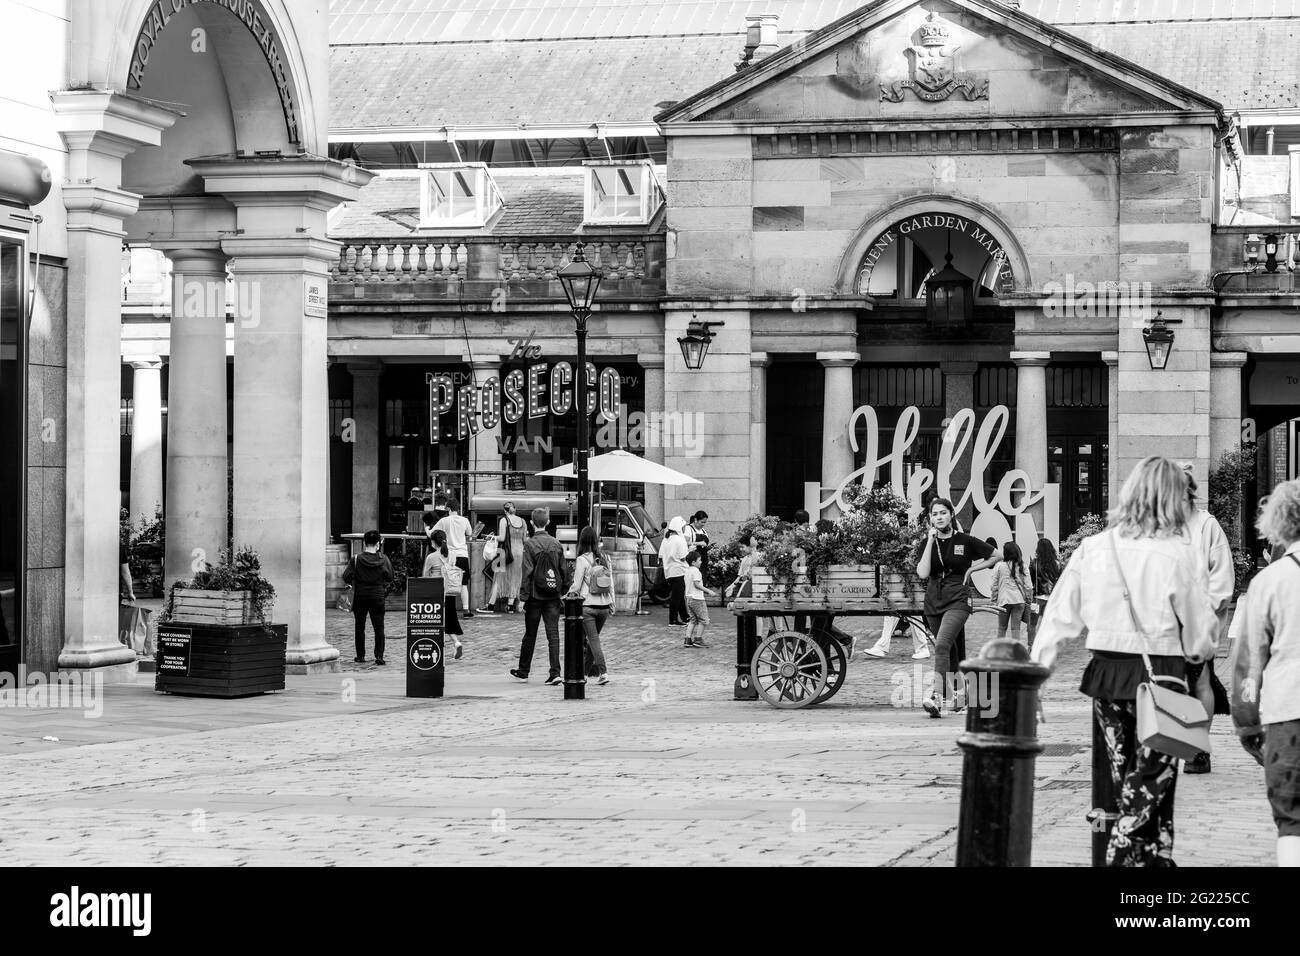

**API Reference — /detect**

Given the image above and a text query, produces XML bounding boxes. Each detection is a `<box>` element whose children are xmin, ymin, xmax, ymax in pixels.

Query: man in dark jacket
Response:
<box><xmin>510</xmin><ymin>507</ymin><xmax>571</xmax><ymax>684</ymax></box>
<box><xmin>343</xmin><ymin>530</ymin><xmax>394</xmax><ymax>664</ymax></box>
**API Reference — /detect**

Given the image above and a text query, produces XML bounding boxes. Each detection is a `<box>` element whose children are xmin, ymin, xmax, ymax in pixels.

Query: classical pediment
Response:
<box><xmin>656</xmin><ymin>0</ymin><xmax>1223</xmax><ymax>126</ymax></box>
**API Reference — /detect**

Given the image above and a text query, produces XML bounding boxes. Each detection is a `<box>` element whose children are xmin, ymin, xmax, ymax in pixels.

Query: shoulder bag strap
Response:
<box><xmin>1108</xmin><ymin>530</ymin><xmax>1188</xmax><ymax>688</ymax></box>
<box><xmin>1289</xmin><ymin>554</ymin><xmax>1300</xmax><ymax>570</ymax></box>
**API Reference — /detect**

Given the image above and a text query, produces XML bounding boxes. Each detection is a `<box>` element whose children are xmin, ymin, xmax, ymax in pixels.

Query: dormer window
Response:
<box><xmin>419</xmin><ymin>163</ymin><xmax>502</xmax><ymax>228</ymax></box>
<box><xmin>584</xmin><ymin>160</ymin><xmax>664</xmax><ymax>225</ymax></box>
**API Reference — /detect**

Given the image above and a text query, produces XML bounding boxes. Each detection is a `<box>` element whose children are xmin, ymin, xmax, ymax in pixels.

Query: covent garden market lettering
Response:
<box><xmin>860</xmin><ymin>213</ymin><xmax>1008</xmax><ymax>286</ymax></box>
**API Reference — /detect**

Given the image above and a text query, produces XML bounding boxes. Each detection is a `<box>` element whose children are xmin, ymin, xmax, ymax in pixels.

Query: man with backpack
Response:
<box><xmin>510</xmin><ymin>507</ymin><xmax>571</xmax><ymax>685</ymax></box>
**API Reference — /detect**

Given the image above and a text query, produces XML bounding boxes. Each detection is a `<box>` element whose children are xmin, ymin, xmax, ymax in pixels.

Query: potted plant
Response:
<box><xmin>162</xmin><ymin>546</ymin><xmax>276</xmax><ymax>625</ymax></box>
<box><xmin>121</xmin><ymin>507</ymin><xmax>166</xmax><ymax>598</ymax></box>
<box><xmin>156</xmin><ymin>546</ymin><xmax>285</xmax><ymax>699</ymax></box>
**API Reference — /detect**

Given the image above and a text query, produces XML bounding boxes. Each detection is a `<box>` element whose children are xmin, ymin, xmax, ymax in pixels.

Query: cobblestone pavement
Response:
<box><xmin>0</xmin><ymin>601</ymin><xmax>1276</xmax><ymax>866</ymax></box>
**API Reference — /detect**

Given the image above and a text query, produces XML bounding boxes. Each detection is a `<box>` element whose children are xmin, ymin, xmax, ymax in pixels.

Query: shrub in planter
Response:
<box><xmin>162</xmin><ymin>546</ymin><xmax>276</xmax><ymax>625</ymax></box>
<box><xmin>1060</xmin><ymin>513</ymin><xmax>1107</xmax><ymax>569</ymax></box>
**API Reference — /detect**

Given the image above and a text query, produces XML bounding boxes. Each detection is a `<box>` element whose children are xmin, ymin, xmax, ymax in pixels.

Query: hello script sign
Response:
<box><xmin>820</xmin><ymin>404</ymin><xmax>1061</xmax><ymax>569</ymax></box>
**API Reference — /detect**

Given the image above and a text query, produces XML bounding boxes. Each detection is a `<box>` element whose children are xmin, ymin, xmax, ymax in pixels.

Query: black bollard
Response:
<box><xmin>1088</xmin><ymin>713</ymin><xmax>1119</xmax><ymax>866</ymax></box>
<box><xmin>563</xmin><ymin>596</ymin><xmax>585</xmax><ymax>701</ymax></box>
<box><xmin>955</xmin><ymin>638</ymin><xmax>1049</xmax><ymax>867</ymax></box>
<box><xmin>734</xmin><ymin>614</ymin><xmax>759</xmax><ymax>700</ymax></box>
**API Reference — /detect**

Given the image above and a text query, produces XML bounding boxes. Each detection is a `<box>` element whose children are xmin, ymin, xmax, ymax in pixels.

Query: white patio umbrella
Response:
<box><xmin>534</xmin><ymin>449</ymin><xmax>701</xmax><ymax>486</ymax></box>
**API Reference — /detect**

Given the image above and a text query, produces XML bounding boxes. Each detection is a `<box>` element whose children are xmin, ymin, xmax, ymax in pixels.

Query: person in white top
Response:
<box><xmin>990</xmin><ymin>541</ymin><xmax>1033</xmax><ymax>643</ymax></box>
<box><xmin>660</xmin><ymin>516</ymin><xmax>690</xmax><ymax>626</ymax></box>
<box><xmin>1231</xmin><ymin>478</ymin><xmax>1300</xmax><ymax>867</ymax></box>
<box><xmin>683</xmin><ymin>549</ymin><xmax>715</xmax><ymax>648</ymax></box>
<box><xmin>433</xmin><ymin>498</ymin><xmax>474</xmax><ymax>618</ymax></box>
<box><xmin>565</xmin><ymin>526</ymin><xmax>616</xmax><ymax>684</ymax></box>
<box><xmin>1179</xmin><ymin>463</ymin><xmax>1235</xmax><ymax>774</ymax></box>
<box><xmin>421</xmin><ymin>529</ymin><xmax>463</xmax><ymax>658</ymax></box>
<box><xmin>1032</xmin><ymin>455</ymin><xmax>1216</xmax><ymax>868</ymax></box>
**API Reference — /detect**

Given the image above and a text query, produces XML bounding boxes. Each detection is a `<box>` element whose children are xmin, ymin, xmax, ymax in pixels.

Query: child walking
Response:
<box><xmin>684</xmin><ymin>550</ymin><xmax>715</xmax><ymax>648</ymax></box>
<box><xmin>991</xmin><ymin>541</ymin><xmax>1032</xmax><ymax>643</ymax></box>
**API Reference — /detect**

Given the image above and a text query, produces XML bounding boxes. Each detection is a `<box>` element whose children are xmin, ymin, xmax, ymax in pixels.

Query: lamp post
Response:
<box><xmin>557</xmin><ymin>243</ymin><xmax>601</xmax><ymax>533</ymax></box>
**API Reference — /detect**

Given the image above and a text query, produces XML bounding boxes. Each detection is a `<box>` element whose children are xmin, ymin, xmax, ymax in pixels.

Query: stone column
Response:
<box><xmin>128</xmin><ymin>357</ymin><xmax>164</xmax><ymax>530</ymax></box>
<box><xmin>639</xmin><ymin>353</ymin><xmax>666</xmax><ymax>524</ymax></box>
<box><xmin>159</xmin><ymin>246</ymin><xmax>229</xmax><ymax>584</ymax></box>
<box><xmin>1210</xmin><ymin>352</ymin><xmax>1247</xmax><ymax>465</ymax></box>
<box><xmin>941</xmin><ymin>360</ymin><xmax>979</xmax><ymax>528</ymax></box>
<box><xmin>818</xmin><ymin>352</ymin><xmax>859</xmax><ymax>519</ymax></box>
<box><xmin>52</xmin><ymin>90</ymin><xmax>178</xmax><ymax>678</ymax></box>
<box><xmin>1103</xmin><ymin>351</ymin><xmax>1120</xmax><ymax>511</ymax></box>
<box><xmin>750</xmin><ymin>352</ymin><xmax>770</xmax><ymax>516</ymax></box>
<box><xmin>349</xmin><ymin>363</ymin><xmax>382</xmax><ymax>533</ymax></box>
<box><xmin>470</xmin><ymin>356</ymin><xmax>503</xmax><ymax>503</ymax></box>
<box><xmin>1010</xmin><ymin>353</ymin><xmax>1050</xmax><ymax>529</ymax></box>
<box><xmin>193</xmin><ymin>155</ymin><xmax>374</xmax><ymax>674</ymax></box>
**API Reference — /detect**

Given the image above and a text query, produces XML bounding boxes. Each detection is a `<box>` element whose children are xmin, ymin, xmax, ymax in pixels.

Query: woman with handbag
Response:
<box><xmin>566</xmin><ymin>526</ymin><xmax>616</xmax><ymax>685</ymax></box>
<box><xmin>1033</xmin><ymin>456</ymin><xmax>1218</xmax><ymax>867</ymax></box>
<box><xmin>483</xmin><ymin>502</ymin><xmax>526</xmax><ymax>614</ymax></box>
<box><xmin>1230</xmin><ymin>478</ymin><xmax>1300</xmax><ymax>867</ymax></box>
<box><xmin>1179</xmin><ymin>464</ymin><xmax>1235</xmax><ymax>774</ymax></box>
<box><xmin>422</xmin><ymin>529</ymin><xmax>464</xmax><ymax>659</ymax></box>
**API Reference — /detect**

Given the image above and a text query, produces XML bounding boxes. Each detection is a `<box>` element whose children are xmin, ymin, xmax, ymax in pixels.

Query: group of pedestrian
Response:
<box><xmin>342</xmin><ymin>497</ymin><xmax>479</xmax><ymax>666</ymax></box>
<box><xmin>509</xmin><ymin>507</ymin><xmax>615</xmax><ymax>686</ymax></box>
<box><xmin>659</xmin><ymin>511</ymin><xmax>714</xmax><ymax>647</ymax></box>
<box><xmin>1028</xmin><ymin>454</ymin><xmax>1294</xmax><ymax>868</ymax></box>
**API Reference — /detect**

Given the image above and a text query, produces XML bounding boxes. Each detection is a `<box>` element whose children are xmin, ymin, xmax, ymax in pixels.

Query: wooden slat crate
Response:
<box><xmin>155</xmin><ymin>623</ymin><xmax>287</xmax><ymax>698</ymax></box>
<box><xmin>169</xmin><ymin>588</ymin><xmax>266</xmax><ymax>625</ymax></box>
<box><xmin>749</xmin><ymin>565</ymin><xmax>879</xmax><ymax>602</ymax></box>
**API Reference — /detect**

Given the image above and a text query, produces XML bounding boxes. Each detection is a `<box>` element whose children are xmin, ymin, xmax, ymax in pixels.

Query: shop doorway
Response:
<box><xmin>1049</xmin><ymin>436</ymin><xmax>1109</xmax><ymax>535</ymax></box>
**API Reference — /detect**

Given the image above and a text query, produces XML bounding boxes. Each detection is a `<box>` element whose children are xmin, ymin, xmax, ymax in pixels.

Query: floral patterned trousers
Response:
<box><xmin>1094</xmin><ymin>698</ymin><xmax>1180</xmax><ymax>867</ymax></box>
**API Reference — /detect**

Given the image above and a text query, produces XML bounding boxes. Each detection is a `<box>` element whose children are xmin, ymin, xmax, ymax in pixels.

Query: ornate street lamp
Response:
<box><xmin>677</xmin><ymin>315</ymin><xmax>723</xmax><ymax>370</ymax></box>
<box><xmin>557</xmin><ymin>243</ymin><xmax>601</xmax><ymax>535</ymax></box>
<box><xmin>925</xmin><ymin>237</ymin><xmax>975</xmax><ymax>328</ymax></box>
<box><xmin>1142</xmin><ymin>312</ymin><xmax>1181</xmax><ymax>371</ymax></box>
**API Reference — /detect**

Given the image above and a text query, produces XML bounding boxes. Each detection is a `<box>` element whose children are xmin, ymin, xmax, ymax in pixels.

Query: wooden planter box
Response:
<box><xmin>750</xmin><ymin>565</ymin><xmax>879</xmax><ymax>602</ymax></box>
<box><xmin>170</xmin><ymin>588</ymin><xmax>269</xmax><ymax>626</ymax></box>
<box><xmin>155</xmin><ymin>622</ymin><xmax>287</xmax><ymax>698</ymax></box>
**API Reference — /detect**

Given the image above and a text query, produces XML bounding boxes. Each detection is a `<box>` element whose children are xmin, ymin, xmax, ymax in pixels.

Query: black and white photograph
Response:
<box><xmin>0</xmin><ymin>0</ymin><xmax>1297</xmax><ymax>929</ymax></box>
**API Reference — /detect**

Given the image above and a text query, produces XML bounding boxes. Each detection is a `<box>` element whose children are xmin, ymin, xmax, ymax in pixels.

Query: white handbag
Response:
<box><xmin>1110</xmin><ymin>533</ymin><xmax>1211</xmax><ymax>760</ymax></box>
<box><xmin>482</xmin><ymin>536</ymin><xmax>499</xmax><ymax>562</ymax></box>
<box><xmin>441</xmin><ymin>561</ymin><xmax>464</xmax><ymax>591</ymax></box>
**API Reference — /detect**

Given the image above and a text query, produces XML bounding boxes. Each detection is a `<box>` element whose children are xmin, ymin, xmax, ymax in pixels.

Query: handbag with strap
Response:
<box><xmin>483</xmin><ymin>535</ymin><xmax>499</xmax><ymax>563</ymax></box>
<box><xmin>1109</xmin><ymin>532</ymin><xmax>1211</xmax><ymax>761</ymax></box>
<box><xmin>441</xmin><ymin>560</ymin><xmax>464</xmax><ymax>591</ymax></box>
<box><xmin>503</xmin><ymin>518</ymin><xmax>516</xmax><ymax>565</ymax></box>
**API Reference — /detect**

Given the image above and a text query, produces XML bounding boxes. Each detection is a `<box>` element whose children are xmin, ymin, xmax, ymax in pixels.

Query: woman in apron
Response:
<box><xmin>915</xmin><ymin>497</ymin><xmax>998</xmax><ymax>717</ymax></box>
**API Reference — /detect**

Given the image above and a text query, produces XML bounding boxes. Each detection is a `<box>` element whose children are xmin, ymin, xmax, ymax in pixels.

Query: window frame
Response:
<box><xmin>583</xmin><ymin>160</ymin><xmax>664</xmax><ymax>226</ymax></box>
<box><xmin>417</xmin><ymin>162</ymin><xmax>503</xmax><ymax>229</ymax></box>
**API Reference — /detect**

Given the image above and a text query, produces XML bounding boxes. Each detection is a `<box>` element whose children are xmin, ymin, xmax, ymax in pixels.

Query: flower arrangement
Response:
<box><xmin>162</xmin><ymin>546</ymin><xmax>277</xmax><ymax>624</ymax></box>
<box><xmin>707</xmin><ymin>514</ymin><xmax>794</xmax><ymax>594</ymax></box>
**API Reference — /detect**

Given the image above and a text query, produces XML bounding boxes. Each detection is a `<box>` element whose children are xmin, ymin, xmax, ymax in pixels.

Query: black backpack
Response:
<box><xmin>531</xmin><ymin>545</ymin><xmax>563</xmax><ymax>599</ymax></box>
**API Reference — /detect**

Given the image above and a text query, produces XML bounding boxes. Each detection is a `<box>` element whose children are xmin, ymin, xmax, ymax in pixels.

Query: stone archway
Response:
<box><xmin>53</xmin><ymin>0</ymin><xmax>366</xmax><ymax>678</ymax></box>
<box><xmin>835</xmin><ymin>194</ymin><xmax>1033</xmax><ymax>296</ymax></box>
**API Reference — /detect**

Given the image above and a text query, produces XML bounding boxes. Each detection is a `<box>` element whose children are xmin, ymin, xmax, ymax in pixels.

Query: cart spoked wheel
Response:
<box><xmin>750</xmin><ymin>630</ymin><xmax>828</xmax><ymax>709</ymax></box>
<box><xmin>810</xmin><ymin>633</ymin><xmax>848</xmax><ymax>705</ymax></box>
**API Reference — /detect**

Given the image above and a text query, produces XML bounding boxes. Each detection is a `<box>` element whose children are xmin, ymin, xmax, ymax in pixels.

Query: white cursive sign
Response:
<box><xmin>819</xmin><ymin>404</ymin><xmax>1060</xmax><ymax>598</ymax></box>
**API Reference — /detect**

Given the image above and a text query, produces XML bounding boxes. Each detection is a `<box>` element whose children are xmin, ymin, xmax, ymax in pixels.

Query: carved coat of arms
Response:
<box><xmin>881</xmin><ymin>13</ymin><xmax>988</xmax><ymax>103</ymax></box>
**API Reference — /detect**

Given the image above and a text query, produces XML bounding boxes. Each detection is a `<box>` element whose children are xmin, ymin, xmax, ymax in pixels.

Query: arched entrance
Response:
<box><xmin>51</xmin><ymin>0</ymin><xmax>369</xmax><ymax>677</ymax></box>
<box><xmin>835</xmin><ymin>195</ymin><xmax>1032</xmax><ymax>297</ymax></box>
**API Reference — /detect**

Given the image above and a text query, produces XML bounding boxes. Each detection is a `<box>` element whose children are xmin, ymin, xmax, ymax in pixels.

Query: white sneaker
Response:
<box><xmin>912</xmin><ymin>648</ymin><xmax>930</xmax><ymax>660</ymax></box>
<box><xmin>596</xmin><ymin>673</ymin><xmax>610</xmax><ymax>685</ymax></box>
<box><xmin>863</xmin><ymin>646</ymin><xmax>887</xmax><ymax>658</ymax></box>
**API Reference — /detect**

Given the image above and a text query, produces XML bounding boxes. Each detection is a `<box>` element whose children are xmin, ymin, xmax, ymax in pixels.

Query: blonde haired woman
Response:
<box><xmin>1231</xmin><ymin>478</ymin><xmax>1300</xmax><ymax>867</ymax></box>
<box><xmin>1033</xmin><ymin>456</ymin><xmax>1217</xmax><ymax>867</ymax></box>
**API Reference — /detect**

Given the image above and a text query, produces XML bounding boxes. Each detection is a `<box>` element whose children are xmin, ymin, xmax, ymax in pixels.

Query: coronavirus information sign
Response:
<box><xmin>406</xmin><ymin>577</ymin><xmax>445</xmax><ymax>698</ymax></box>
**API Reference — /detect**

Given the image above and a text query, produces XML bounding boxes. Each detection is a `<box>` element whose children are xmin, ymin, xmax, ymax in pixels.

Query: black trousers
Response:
<box><xmin>668</xmin><ymin>576</ymin><xmax>688</xmax><ymax>625</ymax></box>
<box><xmin>353</xmin><ymin>596</ymin><xmax>385</xmax><ymax>660</ymax></box>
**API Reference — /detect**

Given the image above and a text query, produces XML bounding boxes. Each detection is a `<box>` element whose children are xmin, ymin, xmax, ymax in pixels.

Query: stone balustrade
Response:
<box><xmin>331</xmin><ymin>235</ymin><xmax>666</xmax><ymax>299</ymax></box>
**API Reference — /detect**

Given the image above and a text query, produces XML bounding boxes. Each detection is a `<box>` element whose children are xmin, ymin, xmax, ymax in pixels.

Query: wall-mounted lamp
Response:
<box><xmin>1142</xmin><ymin>311</ymin><xmax>1184</xmax><ymax>371</ymax></box>
<box><xmin>677</xmin><ymin>315</ymin><xmax>724</xmax><ymax>370</ymax></box>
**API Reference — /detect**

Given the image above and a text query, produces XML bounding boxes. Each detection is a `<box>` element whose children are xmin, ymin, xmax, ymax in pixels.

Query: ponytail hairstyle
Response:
<box><xmin>431</xmin><ymin>529</ymin><xmax>449</xmax><ymax>560</ymax></box>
